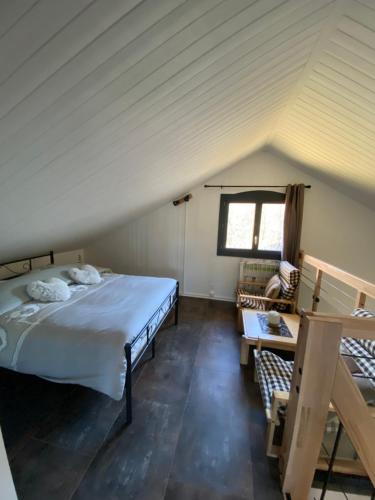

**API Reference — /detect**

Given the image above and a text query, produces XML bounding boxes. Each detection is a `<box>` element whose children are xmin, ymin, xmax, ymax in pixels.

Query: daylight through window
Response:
<box><xmin>217</xmin><ymin>191</ymin><xmax>285</xmax><ymax>259</ymax></box>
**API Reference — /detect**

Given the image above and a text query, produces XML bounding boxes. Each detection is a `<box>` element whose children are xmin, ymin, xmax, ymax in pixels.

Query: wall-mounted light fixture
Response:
<box><xmin>173</xmin><ymin>193</ymin><xmax>192</xmax><ymax>206</ymax></box>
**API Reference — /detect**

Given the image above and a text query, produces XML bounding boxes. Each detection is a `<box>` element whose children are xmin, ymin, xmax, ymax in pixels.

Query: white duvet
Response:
<box><xmin>0</xmin><ymin>273</ymin><xmax>176</xmax><ymax>400</ymax></box>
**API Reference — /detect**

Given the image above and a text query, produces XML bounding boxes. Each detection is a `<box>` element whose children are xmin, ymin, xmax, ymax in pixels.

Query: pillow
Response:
<box><xmin>26</xmin><ymin>278</ymin><xmax>71</xmax><ymax>302</ymax></box>
<box><xmin>264</xmin><ymin>274</ymin><xmax>281</xmax><ymax>299</ymax></box>
<box><xmin>68</xmin><ymin>265</ymin><xmax>101</xmax><ymax>285</ymax></box>
<box><xmin>29</xmin><ymin>265</ymin><xmax>74</xmax><ymax>283</ymax></box>
<box><xmin>0</xmin><ymin>265</ymin><xmax>77</xmax><ymax>315</ymax></box>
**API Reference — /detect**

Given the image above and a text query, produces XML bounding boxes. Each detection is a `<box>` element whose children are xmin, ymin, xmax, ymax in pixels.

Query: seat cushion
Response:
<box><xmin>255</xmin><ymin>350</ymin><xmax>293</xmax><ymax>410</ymax></box>
<box><xmin>237</xmin><ymin>290</ymin><xmax>266</xmax><ymax>310</ymax></box>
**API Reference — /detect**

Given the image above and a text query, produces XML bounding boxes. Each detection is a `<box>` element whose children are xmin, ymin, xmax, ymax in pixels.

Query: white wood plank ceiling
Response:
<box><xmin>0</xmin><ymin>0</ymin><xmax>374</xmax><ymax>258</ymax></box>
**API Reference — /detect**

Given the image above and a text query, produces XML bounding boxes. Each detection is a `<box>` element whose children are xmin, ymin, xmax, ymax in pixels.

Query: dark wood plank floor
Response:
<box><xmin>0</xmin><ymin>297</ymin><xmax>283</xmax><ymax>500</ymax></box>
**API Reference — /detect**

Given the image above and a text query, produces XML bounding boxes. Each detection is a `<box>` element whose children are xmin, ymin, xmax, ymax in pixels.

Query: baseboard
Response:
<box><xmin>180</xmin><ymin>292</ymin><xmax>235</xmax><ymax>303</ymax></box>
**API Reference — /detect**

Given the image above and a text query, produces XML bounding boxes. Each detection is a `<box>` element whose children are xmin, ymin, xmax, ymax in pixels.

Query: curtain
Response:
<box><xmin>282</xmin><ymin>184</ymin><xmax>304</xmax><ymax>267</ymax></box>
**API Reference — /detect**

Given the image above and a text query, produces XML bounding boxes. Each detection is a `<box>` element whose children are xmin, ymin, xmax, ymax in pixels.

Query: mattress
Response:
<box><xmin>0</xmin><ymin>272</ymin><xmax>177</xmax><ymax>400</ymax></box>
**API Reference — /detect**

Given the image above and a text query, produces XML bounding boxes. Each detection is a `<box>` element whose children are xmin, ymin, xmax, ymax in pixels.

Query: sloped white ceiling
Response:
<box><xmin>272</xmin><ymin>0</ymin><xmax>375</xmax><ymax>208</ymax></box>
<box><xmin>0</xmin><ymin>0</ymin><xmax>374</xmax><ymax>259</ymax></box>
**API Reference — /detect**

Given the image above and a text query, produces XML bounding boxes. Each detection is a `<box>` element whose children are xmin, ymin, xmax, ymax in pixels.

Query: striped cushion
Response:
<box><xmin>237</xmin><ymin>290</ymin><xmax>266</xmax><ymax>310</ymax></box>
<box><xmin>352</xmin><ymin>308</ymin><xmax>375</xmax><ymax>318</ymax></box>
<box><xmin>264</xmin><ymin>274</ymin><xmax>281</xmax><ymax>299</ymax></box>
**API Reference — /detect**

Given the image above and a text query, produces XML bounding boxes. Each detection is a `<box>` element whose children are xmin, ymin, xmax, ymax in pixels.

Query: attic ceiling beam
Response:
<box><xmin>266</xmin><ymin>0</ymin><xmax>349</xmax><ymax>144</ymax></box>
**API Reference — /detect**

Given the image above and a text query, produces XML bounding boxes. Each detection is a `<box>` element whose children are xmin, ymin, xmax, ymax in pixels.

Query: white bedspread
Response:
<box><xmin>0</xmin><ymin>274</ymin><xmax>176</xmax><ymax>400</ymax></box>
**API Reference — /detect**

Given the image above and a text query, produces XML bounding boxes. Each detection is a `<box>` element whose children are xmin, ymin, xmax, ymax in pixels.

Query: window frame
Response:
<box><xmin>216</xmin><ymin>190</ymin><xmax>285</xmax><ymax>259</ymax></box>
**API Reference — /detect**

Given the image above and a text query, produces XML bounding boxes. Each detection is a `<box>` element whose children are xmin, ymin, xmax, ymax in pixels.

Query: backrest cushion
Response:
<box><xmin>264</xmin><ymin>274</ymin><xmax>281</xmax><ymax>299</ymax></box>
<box><xmin>279</xmin><ymin>261</ymin><xmax>300</xmax><ymax>289</ymax></box>
<box><xmin>275</xmin><ymin>261</ymin><xmax>300</xmax><ymax>311</ymax></box>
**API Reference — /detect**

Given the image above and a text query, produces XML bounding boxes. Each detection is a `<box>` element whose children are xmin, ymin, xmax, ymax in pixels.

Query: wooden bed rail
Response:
<box><xmin>280</xmin><ymin>312</ymin><xmax>375</xmax><ymax>499</ymax></box>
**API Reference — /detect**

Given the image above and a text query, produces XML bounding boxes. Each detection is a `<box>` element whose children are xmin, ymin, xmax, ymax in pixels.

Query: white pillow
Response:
<box><xmin>68</xmin><ymin>265</ymin><xmax>101</xmax><ymax>285</ymax></box>
<box><xmin>26</xmin><ymin>278</ymin><xmax>71</xmax><ymax>302</ymax></box>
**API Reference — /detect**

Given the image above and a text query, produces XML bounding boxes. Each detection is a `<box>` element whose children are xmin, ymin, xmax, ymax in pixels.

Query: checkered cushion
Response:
<box><xmin>255</xmin><ymin>349</ymin><xmax>374</xmax><ymax>434</ymax></box>
<box><xmin>339</xmin><ymin>309</ymin><xmax>375</xmax><ymax>388</ymax></box>
<box><xmin>275</xmin><ymin>261</ymin><xmax>300</xmax><ymax>312</ymax></box>
<box><xmin>255</xmin><ymin>350</ymin><xmax>293</xmax><ymax>410</ymax></box>
<box><xmin>351</xmin><ymin>308</ymin><xmax>375</xmax><ymax>356</ymax></box>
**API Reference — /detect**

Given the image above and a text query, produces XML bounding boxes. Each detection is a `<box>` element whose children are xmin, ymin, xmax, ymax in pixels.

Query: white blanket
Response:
<box><xmin>0</xmin><ymin>274</ymin><xmax>176</xmax><ymax>400</ymax></box>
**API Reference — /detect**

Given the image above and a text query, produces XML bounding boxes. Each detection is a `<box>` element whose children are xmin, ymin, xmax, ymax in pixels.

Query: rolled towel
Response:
<box><xmin>68</xmin><ymin>264</ymin><xmax>101</xmax><ymax>285</ymax></box>
<box><xmin>27</xmin><ymin>277</ymin><xmax>71</xmax><ymax>302</ymax></box>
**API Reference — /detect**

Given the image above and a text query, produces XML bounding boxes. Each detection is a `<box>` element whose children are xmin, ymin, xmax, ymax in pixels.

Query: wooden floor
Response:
<box><xmin>1</xmin><ymin>297</ymin><xmax>284</xmax><ymax>500</ymax></box>
<box><xmin>1</xmin><ymin>297</ymin><xmax>371</xmax><ymax>499</ymax></box>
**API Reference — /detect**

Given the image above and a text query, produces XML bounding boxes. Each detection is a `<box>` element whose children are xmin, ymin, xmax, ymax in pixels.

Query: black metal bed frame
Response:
<box><xmin>0</xmin><ymin>250</ymin><xmax>180</xmax><ymax>425</ymax></box>
<box><xmin>0</xmin><ymin>250</ymin><xmax>54</xmax><ymax>278</ymax></box>
<box><xmin>124</xmin><ymin>281</ymin><xmax>179</xmax><ymax>424</ymax></box>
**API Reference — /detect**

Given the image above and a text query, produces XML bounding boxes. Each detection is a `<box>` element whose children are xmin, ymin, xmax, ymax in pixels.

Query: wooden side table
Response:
<box><xmin>240</xmin><ymin>310</ymin><xmax>300</xmax><ymax>365</ymax></box>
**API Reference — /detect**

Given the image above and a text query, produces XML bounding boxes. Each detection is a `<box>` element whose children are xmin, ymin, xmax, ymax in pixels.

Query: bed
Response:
<box><xmin>0</xmin><ymin>251</ymin><xmax>179</xmax><ymax>424</ymax></box>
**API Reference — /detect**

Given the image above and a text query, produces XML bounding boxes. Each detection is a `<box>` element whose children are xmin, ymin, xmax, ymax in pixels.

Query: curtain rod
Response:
<box><xmin>204</xmin><ymin>184</ymin><xmax>311</xmax><ymax>189</ymax></box>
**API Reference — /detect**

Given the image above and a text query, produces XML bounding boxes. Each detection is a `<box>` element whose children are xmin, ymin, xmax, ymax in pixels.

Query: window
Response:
<box><xmin>217</xmin><ymin>191</ymin><xmax>285</xmax><ymax>259</ymax></box>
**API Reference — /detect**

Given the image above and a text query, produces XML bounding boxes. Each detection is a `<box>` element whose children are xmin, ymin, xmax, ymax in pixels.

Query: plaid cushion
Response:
<box><xmin>275</xmin><ymin>261</ymin><xmax>300</xmax><ymax>312</ymax></box>
<box><xmin>341</xmin><ymin>308</ymin><xmax>375</xmax><ymax>387</ymax></box>
<box><xmin>352</xmin><ymin>308</ymin><xmax>375</xmax><ymax>357</ymax></box>
<box><xmin>341</xmin><ymin>337</ymin><xmax>375</xmax><ymax>387</ymax></box>
<box><xmin>255</xmin><ymin>350</ymin><xmax>293</xmax><ymax>410</ymax></box>
<box><xmin>279</xmin><ymin>260</ymin><xmax>300</xmax><ymax>287</ymax></box>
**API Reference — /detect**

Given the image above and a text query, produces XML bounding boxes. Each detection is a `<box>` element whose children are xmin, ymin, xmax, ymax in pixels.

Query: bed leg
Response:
<box><xmin>151</xmin><ymin>338</ymin><xmax>156</xmax><ymax>359</ymax></box>
<box><xmin>174</xmin><ymin>282</ymin><xmax>179</xmax><ymax>326</ymax></box>
<box><xmin>125</xmin><ymin>343</ymin><xmax>132</xmax><ymax>425</ymax></box>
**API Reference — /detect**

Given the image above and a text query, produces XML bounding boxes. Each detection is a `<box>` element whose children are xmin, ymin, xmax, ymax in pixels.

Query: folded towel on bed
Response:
<box><xmin>68</xmin><ymin>264</ymin><xmax>101</xmax><ymax>285</ymax></box>
<box><xmin>27</xmin><ymin>277</ymin><xmax>71</xmax><ymax>302</ymax></box>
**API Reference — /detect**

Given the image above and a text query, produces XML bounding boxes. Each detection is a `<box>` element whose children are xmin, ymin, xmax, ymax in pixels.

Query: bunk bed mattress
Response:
<box><xmin>0</xmin><ymin>273</ymin><xmax>177</xmax><ymax>400</ymax></box>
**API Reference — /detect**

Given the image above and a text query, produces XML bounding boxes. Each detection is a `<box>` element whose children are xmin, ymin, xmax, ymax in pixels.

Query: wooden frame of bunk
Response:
<box><xmin>280</xmin><ymin>254</ymin><xmax>375</xmax><ymax>499</ymax></box>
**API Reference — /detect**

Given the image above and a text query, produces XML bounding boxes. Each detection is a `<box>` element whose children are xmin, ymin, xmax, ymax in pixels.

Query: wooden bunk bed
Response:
<box><xmin>277</xmin><ymin>254</ymin><xmax>375</xmax><ymax>498</ymax></box>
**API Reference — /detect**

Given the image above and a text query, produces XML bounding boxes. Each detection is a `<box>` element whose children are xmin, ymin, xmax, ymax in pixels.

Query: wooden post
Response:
<box><xmin>355</xmin><ymin>290</ymin><xmax>366</xmax><ymax>309</ymax></box>
<box><xmin>280</xmin><ymin>314</ymin><xmax>343</xmax><ymax>499</ymax></box>
<box><xmin>240</xmin><ymin>338</ymin><xmax>249</xmax><ymax>365</ymax></box>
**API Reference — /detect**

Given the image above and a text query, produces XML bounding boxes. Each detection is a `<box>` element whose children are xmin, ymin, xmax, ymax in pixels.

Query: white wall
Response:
<box><xmin>84</xmin><ymin>204</ymin><xmax>185</xmax><ymax>284</ymax></box>
<box><xmin>54</xmin><ymin>249</ymin><xmax>84</xmax><ymax>265</ymax></box>
<box><xmin>85</xmin><ymin>150</ymin><xmax>375</xmax><ymax>309</ymax></box>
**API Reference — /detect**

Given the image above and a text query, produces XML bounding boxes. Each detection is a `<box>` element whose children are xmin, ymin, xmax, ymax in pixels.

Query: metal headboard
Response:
<box><xmin>0</xmin><ymin>251</ymin><xmax>54</xmax><ymax>280</ymax></box>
